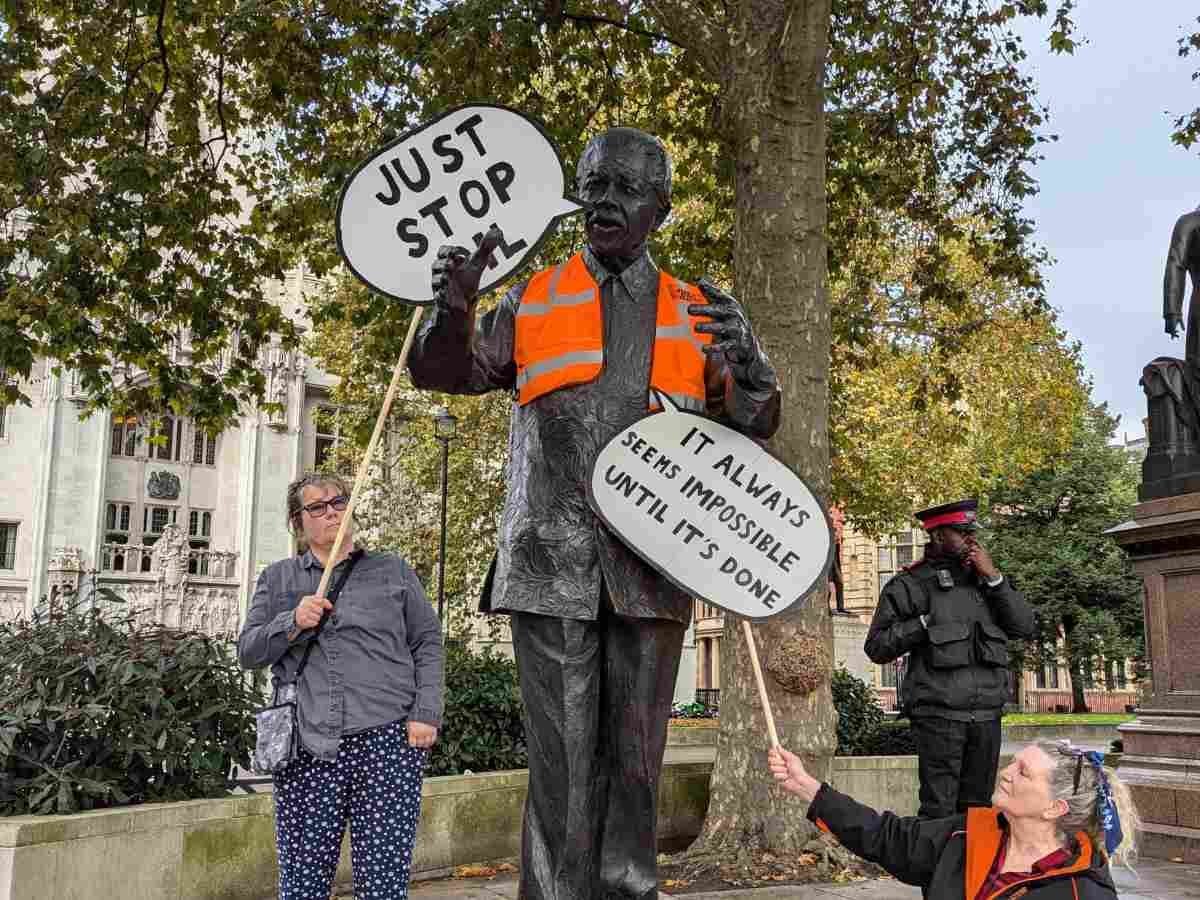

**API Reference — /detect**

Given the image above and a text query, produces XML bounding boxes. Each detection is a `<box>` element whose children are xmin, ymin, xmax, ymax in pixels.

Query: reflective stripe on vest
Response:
<box><xmin>515</xmin><ymin>349</ymin><xmax>606</xmax><ymax>391</ymax></box>
<box><xmin>514</xmin><ymin>254</ymin><xmax>710</xmax><ymax>406</ymax></box>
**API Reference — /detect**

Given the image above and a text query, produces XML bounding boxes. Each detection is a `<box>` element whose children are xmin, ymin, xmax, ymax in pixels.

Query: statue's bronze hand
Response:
<box><xmin>688</xmin><ymin>279</ymin><xmax>757</xmax><ymax>364</ymax></box>
<box><xmin>431</xmin><ymin>226</ymin><xmax>504</xmax><ymax>314</ymax></box>
<box><xmin>1167</xmin><ymin>314</ymin><xmax>1184</xmax><ymax>339</ymax></box>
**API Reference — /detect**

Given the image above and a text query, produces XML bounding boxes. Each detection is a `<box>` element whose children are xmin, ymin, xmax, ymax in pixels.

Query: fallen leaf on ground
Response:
<box><xmin>453</xmin><ymin>864</ymin><xmax>507</xmax><ymax>879</ymax></box>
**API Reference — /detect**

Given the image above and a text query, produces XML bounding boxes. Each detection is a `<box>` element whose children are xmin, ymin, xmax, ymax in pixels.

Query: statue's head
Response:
<box><xmin>576</xmin><ymin>127</ymin><xmax>672</xmax><ymax>262</ymax></box>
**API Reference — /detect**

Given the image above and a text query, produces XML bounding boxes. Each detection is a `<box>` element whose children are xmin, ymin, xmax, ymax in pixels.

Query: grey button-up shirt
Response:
<box><xmin>237</xmin><ymin>549</ymin><xmax>444</xmax><ymax>761</ymax></box>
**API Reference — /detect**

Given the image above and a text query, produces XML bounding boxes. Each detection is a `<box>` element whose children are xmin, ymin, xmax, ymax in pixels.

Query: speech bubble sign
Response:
<box><xmin>587</xmin><ymin>393</ymin><xmax>834</xmax><ymax>622</ymax></box>
<box><xmin>336</xmin><ymin>104</ymin><xmax>583</xmax><ymax>305</ymax></box>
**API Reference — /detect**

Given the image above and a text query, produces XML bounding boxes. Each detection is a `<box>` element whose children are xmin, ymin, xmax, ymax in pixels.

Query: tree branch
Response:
<box><xmin>201</xmin><ymin>48</ymin><xmax>230</xmax><ymax>170</ymax></box>
<box><xmin>559</xmin><ymin>10</ymin><xmax>687</xmax><ymax>51</ymax></box>
<box><xmin>641</xmin><ymin>0</ymin><xmax>727</xmax><ymax>85</ymax></box>
<box><xmin>121</xmin><ymin>0</ymin><xmax>140</xmax><ymax>118</ymax></box>
<box><xmin>144</xmin><ymin>0</ymin><xmax>170</xmax><ymax>151</ymax></box>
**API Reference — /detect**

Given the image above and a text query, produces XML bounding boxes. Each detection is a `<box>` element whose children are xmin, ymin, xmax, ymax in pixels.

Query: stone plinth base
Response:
<box><xmin>1108</xmin><ymin>492</ymin><xmax>1200</xmax><ymax>859</ymax></box>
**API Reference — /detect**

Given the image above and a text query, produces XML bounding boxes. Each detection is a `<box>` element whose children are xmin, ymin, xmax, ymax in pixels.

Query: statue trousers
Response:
<box><xmin>509</xmin><ymin>594</ymin><xmax>686</xmax><ymax>900</ymax></box>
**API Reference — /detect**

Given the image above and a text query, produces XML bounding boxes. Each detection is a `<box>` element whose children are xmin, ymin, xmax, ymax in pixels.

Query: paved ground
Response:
<box><xmin>404</xmin><ymin>858</ymin><xmax>1200</xmax><ymax>899</ymax></box>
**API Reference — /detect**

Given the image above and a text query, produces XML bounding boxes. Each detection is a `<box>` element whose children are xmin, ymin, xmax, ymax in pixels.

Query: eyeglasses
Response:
<box><xmin>301</xmin><ymin>495</ymin><xmax>349</xmax><ymax>517</ymax></box>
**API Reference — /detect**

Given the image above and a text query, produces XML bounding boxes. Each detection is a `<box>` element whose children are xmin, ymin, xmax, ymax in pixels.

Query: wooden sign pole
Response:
<box><xmin>287</xmin><ymin>306</ymin><xmax>425</xmax><ymax>640</ymax></box>
<box><xmin>741</xmin><ymin>619</ymin><xmax>780</xmax><ymax>749</ymax></box>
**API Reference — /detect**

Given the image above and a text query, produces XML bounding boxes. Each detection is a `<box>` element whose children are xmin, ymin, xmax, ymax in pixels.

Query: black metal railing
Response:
<box><xmin>695</xmin><ymin>688</ymin><xmax>720</xmax><ymax>710</ymax></box>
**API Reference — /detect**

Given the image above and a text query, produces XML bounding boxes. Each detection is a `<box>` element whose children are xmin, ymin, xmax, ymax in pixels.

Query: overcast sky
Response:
<box><xmin>1015</xmin><ymin>4</ymin><xmax>1197</xmax><ymax>443</ymax></box>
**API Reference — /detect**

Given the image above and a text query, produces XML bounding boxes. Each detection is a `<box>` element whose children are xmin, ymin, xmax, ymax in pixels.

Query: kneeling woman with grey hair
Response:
<box><xmin>768</xmin><ymin>741</ymin><xmax>1137</xmax><ymax>899</ymax></box>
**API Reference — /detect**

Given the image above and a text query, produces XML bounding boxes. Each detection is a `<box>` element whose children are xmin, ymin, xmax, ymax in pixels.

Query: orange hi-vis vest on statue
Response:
<box><xmin>514</xmin><ymin>253</ymin><xmax>712</xmax><ymax>409</ymax></box>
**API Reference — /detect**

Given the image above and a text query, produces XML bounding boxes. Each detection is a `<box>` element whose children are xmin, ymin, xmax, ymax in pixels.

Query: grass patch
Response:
<box><xmin>1002</xmin><ymin>713</ymin><xmax>1134</xmax><ymax>726</ymax></box>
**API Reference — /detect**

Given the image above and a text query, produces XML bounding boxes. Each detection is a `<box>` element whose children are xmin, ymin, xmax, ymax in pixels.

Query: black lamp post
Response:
<box><xmin>433</xmin><ymin>407</ymin><xmax>458</xmax><ymax>624</ymax></box>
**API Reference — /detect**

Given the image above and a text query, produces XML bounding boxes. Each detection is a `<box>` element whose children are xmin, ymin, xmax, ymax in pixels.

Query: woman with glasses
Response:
<box><xmin>767</xmin><ymin>741</ymin><xmax>1137</xmax><ymax>899</ymax></box>
<box><xmin>238</xmin><ymin>472</ymin><xmax>444</xmax><ymax>900</ymax></box>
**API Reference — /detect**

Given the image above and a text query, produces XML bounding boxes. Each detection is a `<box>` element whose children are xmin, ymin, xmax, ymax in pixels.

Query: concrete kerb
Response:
<box><xmin>667</xmin><ymin>722</ymin><xmax>1123</xmax><ymax>750</ymax></box>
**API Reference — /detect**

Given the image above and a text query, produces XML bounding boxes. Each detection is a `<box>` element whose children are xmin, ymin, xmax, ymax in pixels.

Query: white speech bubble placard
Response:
<box><xmin>587</xmin><ymin>393</ymin><xmax>834</xmax><ymax>621</ymax></box>
<box><xmin>336</xmin><ymin>104</ymin><xmax>584</xmax><ymax>305</ymax></box>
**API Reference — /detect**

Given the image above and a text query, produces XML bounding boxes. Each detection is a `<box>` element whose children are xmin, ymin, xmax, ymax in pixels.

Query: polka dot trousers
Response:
<box><xmin>273</xmin><ymin>720</ymin><xmax>428</xmax><ymax>900</ymax></box>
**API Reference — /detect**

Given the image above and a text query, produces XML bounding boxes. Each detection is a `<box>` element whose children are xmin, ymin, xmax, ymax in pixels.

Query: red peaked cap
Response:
<box><xmin>914</xmin><ymin>499</ymin><xmax>980</xmax><ymax>532</ymax></box>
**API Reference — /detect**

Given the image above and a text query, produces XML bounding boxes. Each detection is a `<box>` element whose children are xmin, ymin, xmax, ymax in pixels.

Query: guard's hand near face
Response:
<box><xmin>432</xmin><ymin>225</ymin><xmax>504</xmax><ymax>314</ymax></box>
<box><xmin>294</xmin><ymin>595</ymin><xmax>333</xmax><ymax>631</ymax></box>
<box><xmin>408</xmin><ymin>721</ymin><xmax>438</xmax><ymax>750</ymax></box>
<box><xmin>964</xmin><ymin>539</ymin><xmax>1000</xmax><ymax>581</ymax></box>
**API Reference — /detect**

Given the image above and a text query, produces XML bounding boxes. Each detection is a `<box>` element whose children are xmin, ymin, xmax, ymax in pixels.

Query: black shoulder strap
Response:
<box><xmin>293</xmin><ymin>550</ymin><xmax>364</xmax><ymax>682</ymax></box>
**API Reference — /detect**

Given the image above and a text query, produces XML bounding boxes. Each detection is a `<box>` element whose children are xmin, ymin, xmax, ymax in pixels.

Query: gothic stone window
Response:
<box><xmin>0</xmin><ymin>522</ymin><xmax>15</xmax><ymax>570</ymax></box>
<box><xmin>105</xmin><ymin>502</ymin><xmax>132</xmax><ymax>571</ymax></box>
<box><xmin>143</xmin><ymin>505</ymin><xmax>178</xmax><ymax>543</ymax></box>
<box><xmin>105</xmin><ymin>502</ymin><xmax>132</xmax><ymax>543</ymax></box>
<box><xmin>192</xmin><ymin>428</ymin><xmax>219</xmax><ymax>466</ymax></box>
<box><xmin>188</xmin><ymin>509</ymin><xmax>214</xmax><ymax>574</ymax></box>
<box><xmin>111</xmin><ymin>415</ymin><xmax>139</xmax><ymax>457</ymax></box>
<box><xmin>153</xmin><ymin>415</ymin><xmax>185</xmax><ymax>462</ymax></box>
<box><xmin>314</xmin><ymin>406</ymin><xmax>342</xmax><ymax>469</ymax></box>
<box><xmin>188</xmin><ymin>509</ymin><xmax>212</xmax><ymax>551</ymax></box>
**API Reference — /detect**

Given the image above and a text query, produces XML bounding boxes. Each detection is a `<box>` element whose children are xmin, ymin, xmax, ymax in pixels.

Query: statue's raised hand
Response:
<box><xmin>688</xmin><ymin>278</ymin><xmax>775</xmax><ymax>389</ymax></box>
<box><xmin>432</xmin><ymin>225</ymin><xmax>504</xmax><ymax>314</ymax></box>
<box><xmin>688</xmin><ymin>279</ymin><xmax>757</xmax><ymax>364</ymax></box>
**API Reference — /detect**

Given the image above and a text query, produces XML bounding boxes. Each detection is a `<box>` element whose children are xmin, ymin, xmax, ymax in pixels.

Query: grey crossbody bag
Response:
<box><xmin>251</xmin><ymin>552</ymin><xmax>362</xmax><ymax>775</ymax></box>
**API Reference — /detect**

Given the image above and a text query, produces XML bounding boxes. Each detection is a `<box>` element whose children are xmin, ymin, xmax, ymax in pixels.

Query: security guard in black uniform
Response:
<box><xmin>864</xmin><ymin>500</ymin><xmax>1035</xmax><ymax>819</ymax></box>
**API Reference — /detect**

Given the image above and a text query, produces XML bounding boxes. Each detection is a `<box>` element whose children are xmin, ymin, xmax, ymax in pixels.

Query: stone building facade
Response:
<box><xmin>0</xmin><ymin>267</ymin><xmax>343</xmax><ymax>638</ymax></box>
<box><xmin>0</xmin><ymin>267</ymin><xmax>702</xmax><ymax>703</ymax></box>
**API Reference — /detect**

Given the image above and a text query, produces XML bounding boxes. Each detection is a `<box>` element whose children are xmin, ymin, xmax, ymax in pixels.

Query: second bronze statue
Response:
<box><xmin>408</xmin><ymin>127</ymin><xmax>781</xmax><ymax>900</ymax></box>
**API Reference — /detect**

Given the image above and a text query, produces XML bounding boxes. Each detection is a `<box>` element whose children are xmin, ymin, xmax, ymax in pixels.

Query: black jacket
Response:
<box><xmin>864</xmin><ymin>557</ymin><xmax>1035</xmax><ymax>718</ymax></box>
<box><xmin>807</xmin><ymin>783</ymin><xmax>1118</xmax><ymax>899</ymax></box>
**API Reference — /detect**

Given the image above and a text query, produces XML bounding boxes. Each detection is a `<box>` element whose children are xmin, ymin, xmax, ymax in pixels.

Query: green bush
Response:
<box><xmin>831</xmin><ymin>666</ymin><xmax>886</xmax><ymax>755</ymax></box>
<box><xmin>861</xmin><ymin>719</ymin><xmax>918</xmax><ymax>756</ymax></box>
<box><xmin>428</xmin><ymin>641</ymin><xmax>526</xmax><ymax>776</ymax></box>
<box><xmin>0</xmin><ymin>612</ymin><xmax>259</xmax><ymax>815</ymax></box>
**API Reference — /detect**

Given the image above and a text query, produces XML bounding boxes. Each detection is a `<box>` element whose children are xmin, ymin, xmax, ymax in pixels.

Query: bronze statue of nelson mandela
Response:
<box><xmin>408</xmin><ymin>127</ymin><xmax>780</xmax><ymax>899</ymax></box>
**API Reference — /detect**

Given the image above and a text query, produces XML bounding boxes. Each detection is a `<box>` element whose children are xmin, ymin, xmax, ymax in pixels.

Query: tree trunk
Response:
<box><xmin>1063</xmin><ymin>618</ymin><xmax>1089</xmax><ymax>714</ymax></box>
<box><xmin>691</xmin><ymin>0</ymin><xmax>833</xmax><ymax>853</ymax></box>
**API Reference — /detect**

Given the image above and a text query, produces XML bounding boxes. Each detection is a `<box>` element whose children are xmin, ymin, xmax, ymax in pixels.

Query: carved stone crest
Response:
<box><xmin>147</xmin><ymin>470</ymin><xmax>181</xmax><ymax>500</ymax></box>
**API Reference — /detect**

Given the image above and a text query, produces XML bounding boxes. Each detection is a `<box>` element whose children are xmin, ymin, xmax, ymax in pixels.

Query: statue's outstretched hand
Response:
<box><xmin>1167</xmin><ymin>314</ymin><xmax>1184</xmax><ymax>339</ymax></box>
<box><xmin>432</xmin><ymin>225</ymin><xmax>504</xmax><ymax>314</ymax></box>
<box><xmin>689</xmin><ymin>279</ymin><xmax>757</xmax><ymax>364</ymax></box>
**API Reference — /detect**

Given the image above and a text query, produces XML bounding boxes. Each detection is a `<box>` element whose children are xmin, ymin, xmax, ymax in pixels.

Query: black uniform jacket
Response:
<box><xmin>807</xmin><ymin>783</ymin><xmax>1118</xmax><ymax>899</ymax></box>
<box><xmin>864</xmin><ymin>558</ymin><xmax>1035</xmax><ymax>718</ymax></box>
